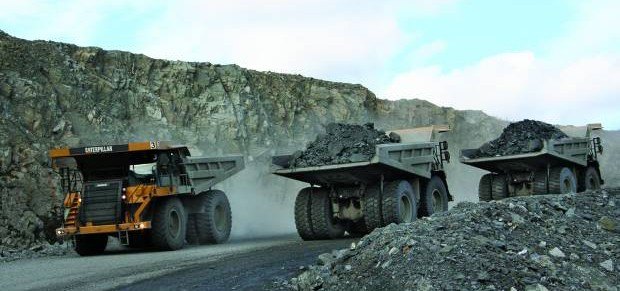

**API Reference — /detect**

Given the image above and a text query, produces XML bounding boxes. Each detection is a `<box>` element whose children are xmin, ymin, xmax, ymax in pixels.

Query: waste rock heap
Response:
<box><xmin>289</xmin><ymin>188</ymin><xmax>620</xmax><ymax>291</ymax></box>
<box><xmin>291</xmin><ymin>123</ymin><xmax>399</xmax><ymax>168</ymax></box>
<box><xmin>473</xmin><ymin>119</ymin><xmax>568</xmax><ymax>158</ymax></box>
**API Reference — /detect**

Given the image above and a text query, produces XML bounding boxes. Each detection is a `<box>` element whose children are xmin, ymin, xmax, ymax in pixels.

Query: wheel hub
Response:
<box><xmin>562</xmin><ymin>178</ymin><xmax>572</xmax><ymax>194</ymax></box>
<box><xmin>214</xmin><ymin>204</ymin><xmax>226</xmax><ymax>232</ymax></box>
<box><xmin>399</xmin><ymin>194</ymin><xmax>413</xmax><ymax>223</ymax></box>
<box><xmin>168</xmin><ymin>209</ymin><xmax>181</xmax><ymax>238</ymax></box>
<box><xmin>432</xmin><ymin>189</ymin><xmax>443</xmax><ymax>213</ymax></box>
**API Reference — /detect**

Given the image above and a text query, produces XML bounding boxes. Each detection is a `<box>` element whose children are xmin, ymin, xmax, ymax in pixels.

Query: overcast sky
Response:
<box><xmin>1</xmin><ymin>0</ymin><xmax>618</xmax><ymax>129</ymax></box>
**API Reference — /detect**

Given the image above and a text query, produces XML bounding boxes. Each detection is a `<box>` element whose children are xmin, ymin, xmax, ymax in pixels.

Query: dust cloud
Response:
<box><xmin>598</xmin><ymin>130</ymin><xmax>619</xmax><ymax>187</ymax></box>
<box><xmin>217</xmin><ymin>161</ymin><xmax>304</xmax><ymax>239</ymax></box>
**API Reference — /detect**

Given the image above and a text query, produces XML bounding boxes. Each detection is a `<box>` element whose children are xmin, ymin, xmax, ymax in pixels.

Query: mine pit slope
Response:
<box><xmin>288</xmin><ymin>188</ymin><xmax>620</xmax><ymax>291</ymax></box>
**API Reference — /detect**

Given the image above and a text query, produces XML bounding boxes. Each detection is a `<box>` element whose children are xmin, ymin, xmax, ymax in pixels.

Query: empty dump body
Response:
<box><xmin>181</xmin><ymin>155</ymin><xmax>245</xmax><ymax>194</ymax></box>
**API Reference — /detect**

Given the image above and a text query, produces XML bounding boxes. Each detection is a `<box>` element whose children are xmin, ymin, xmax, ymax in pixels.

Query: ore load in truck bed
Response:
<box><xmin>471</xmin><ymin>119</ymin><xmax>568</xmax><ymax>158</ymax></box>
<box><xmin>291</xmin><ymin>123</ymin><xmax>400</xmax><ymax>168</ymax></box>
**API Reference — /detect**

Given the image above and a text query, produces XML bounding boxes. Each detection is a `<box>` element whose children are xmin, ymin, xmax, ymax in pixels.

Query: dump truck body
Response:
<box><xmin>460</xmin><ymin>125</ymin><xmax>603</xmax><ymax>200</ymax></box>
<box><xmin>272</xmin><ymin>126</ymin><xmax>452</xmax><ymax>240</ymax></box>
<box><xmin>274</xmin><ymin>142</ymin><xmax>442</xmax><ymax>185</ymax></box>
<box><xmin>50</xmin><ymin>141</ymin><xmax>244</xmax><ymax>255</ymax></box>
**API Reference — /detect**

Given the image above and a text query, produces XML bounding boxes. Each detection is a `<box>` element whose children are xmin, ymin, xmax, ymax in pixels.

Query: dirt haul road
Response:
<box><xmin>0</xmin><ymin>236</ymin><xmax>353</xmax><ymax>291</ymax></box>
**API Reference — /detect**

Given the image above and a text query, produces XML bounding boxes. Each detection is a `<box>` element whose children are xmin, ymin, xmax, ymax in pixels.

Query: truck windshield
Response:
<box><xmin>132</xmin><ymin>163</ymin><xmax>155</xmax><ymax>175</ymax></box>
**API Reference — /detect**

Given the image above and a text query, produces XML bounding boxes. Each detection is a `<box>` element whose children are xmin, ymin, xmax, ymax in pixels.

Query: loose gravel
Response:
<box><xmin>288</xmin><ymin>188</ymin><xmax>620</xmax><ymax>291</ymax></box>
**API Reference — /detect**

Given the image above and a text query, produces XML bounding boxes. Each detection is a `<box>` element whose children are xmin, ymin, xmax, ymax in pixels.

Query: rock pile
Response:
<box><xmin>472</xmin><ymin>119</ymin><xmax>568</xmax><ymax>158</ymax></box>
<box><xmin>290</xmin><ymin>189</ymin><xmax>620</xmax><ymax>290</ymax></box>
<box><xmin>292</xmin><ymin>123</ymin><xmax>398</xmax><ymax>168</ymax></box>
<box><xmin>0</xmin><ymin>242</ymin><xmax>70</xmax><ymax>262</ymax></box>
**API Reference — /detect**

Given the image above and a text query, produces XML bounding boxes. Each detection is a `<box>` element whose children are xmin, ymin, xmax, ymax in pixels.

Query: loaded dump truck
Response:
<box><xmin>272</xmin><ymin>125</ymin><xmax>453</xmax><ymax>240</ymax></box>
<box><xmin>460</xmin><ymin>123</ymin><xmax>604</xmax><ymax>201</ymax></box>
<box><xmin>49</xmin><ymin>141</ymin><xmax>244</xmax><ymax>256</ymax></box>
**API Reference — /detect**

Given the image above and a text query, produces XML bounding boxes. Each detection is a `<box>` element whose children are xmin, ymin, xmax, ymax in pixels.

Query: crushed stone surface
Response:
<box><xmin>285</xmin><ymin>189</ymin><xmax>620</xmax><ymax>291</ymax></box>
<box><xmin>0</xmin><ymin>242</ymin><xmax>71</xmax><ymax>263</ymax></box>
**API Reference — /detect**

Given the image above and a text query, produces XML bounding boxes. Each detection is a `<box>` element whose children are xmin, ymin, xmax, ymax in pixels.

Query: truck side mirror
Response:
<box><xmin>440</xmin><ymin>141</ymin><xmax>449</xmax><ymax>150</ymax></box>
<box><xmin>442</xmin><ymin>151</ymin><xmax>451</xmax><ymax>163</ymax></box>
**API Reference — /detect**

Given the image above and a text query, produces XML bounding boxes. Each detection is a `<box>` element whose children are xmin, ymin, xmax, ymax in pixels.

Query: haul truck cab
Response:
<box><xmin>50</xmin><ymin>141</ymin><xmax>244</xmax><ymax>256</ymax></box>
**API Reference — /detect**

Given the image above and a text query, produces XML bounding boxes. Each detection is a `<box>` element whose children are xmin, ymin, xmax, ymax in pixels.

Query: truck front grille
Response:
<box><xmin>79</xmin><ymin>180</ymin><xmax>122</xmax><ymax>225</ymax></box>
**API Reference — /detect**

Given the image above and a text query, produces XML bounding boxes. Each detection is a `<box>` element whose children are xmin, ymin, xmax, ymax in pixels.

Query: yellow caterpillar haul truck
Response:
<box><xmin>49</xmin><ymin>141</ymin><xmax>244</xmax><ymax>256</ymax></box>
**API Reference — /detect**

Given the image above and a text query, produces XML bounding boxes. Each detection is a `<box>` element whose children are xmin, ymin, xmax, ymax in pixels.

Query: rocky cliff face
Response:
<box><xmin>0</xmin><ymin>31</ymin><xmax>614</xmax><ymax>250</ymax></box>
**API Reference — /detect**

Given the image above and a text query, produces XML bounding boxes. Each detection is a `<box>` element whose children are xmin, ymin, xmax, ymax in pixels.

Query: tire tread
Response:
<box><xmin>478</xmin><ymin>174</ymin><xmax>493</xmax><ymax>201</ymax></box>
<box><xmin>294</xmin><ymin>188</ymin><xmax>315</xmax><ymax>240</ymax></box>
<box><xmin>363</xmin><ymin>184</ymin><xmax>383</xmax><ymax>230</ymax></box>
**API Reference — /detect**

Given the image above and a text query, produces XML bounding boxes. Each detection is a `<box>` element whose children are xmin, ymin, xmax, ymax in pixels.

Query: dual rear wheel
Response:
<box><xmin>144</xmin><ymin>190</ymin><xmax>233</xmax><ymax>250</ymax></box>
<box><xmin>478</xmin><ymin>165</ymin><xmax>601</xmax><ymax>201</ymax></box>
<box><xmin>294</xmin><ymin>187</ymin><xmax>345</xmax><ymax>240</ymax></box>
<box><xmin>478</xmin><ymin>173</ymin><xmax>509</xmax><ymax>201</ymax></box>
<box><xmin>186</xmin><ymin>190</ymin><xmax>232</xmax><ymax>245</ymax></box>
<box><xmin>294</xmin><ymin>177</ymin><xmax>449</xmax><ymax>241</ymax></box>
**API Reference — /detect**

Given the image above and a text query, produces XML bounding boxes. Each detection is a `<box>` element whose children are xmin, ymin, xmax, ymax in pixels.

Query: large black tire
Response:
<box><xmin>151</xmin><ymin>197</ymin><xmax>187</xmax><ymax>250</ymax></box>
<box><xmin>549</xmin><ymin>167</ymin><xmax>576</xmax><ymax>194</ymax></box>
<box><xmin>192</xmin><ymin>190</ymin><xmax>232</xmax><ymax>244</ymax></box>
<box><xmin>583</xmin><ymin>167</ymin><xmax>601</xmax><ymax>191</ymax></box>
<box><xmin>310</xmin><ymin>188</ymin><xmax>345</xmax><ymax>240</ymax></box>
<box><xmin>420</xmin><ymin>176</ymin><xmax>449</xmax><ymax>216</ymax></box>
<box><xmin>491</xmin><ymin>175</ymin><xmax>508</xmax><ymax>200</ymax></box>
<box><xmin>478</xmin><ymin>174</ymin><xmax>493</xmax><ymax>202</ymax></box>
<box><xmin>74</xmin><ymin>234</ymin><xmax>108</xmax><ymax>256</ymax></box>
<box><xmin>533</xmin><ymin>170</ymin><xmax>548</xmax><ymax>195</ymax></box>
<box><xmin>382</xmin><ymin>180</ymin><xmax>417</xmax><ymax>224</ymax></box>
<box><xmin>294</xmin><ymin>187</ymin><xmax>316</xmax><ymax>240</ymax></box>
<box><xmin>363</xmin><ymin>184</ymin><xmax>383</xmax><ymax>231</ymax></box>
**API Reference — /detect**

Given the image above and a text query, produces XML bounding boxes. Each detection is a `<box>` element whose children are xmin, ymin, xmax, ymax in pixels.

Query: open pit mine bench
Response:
<box><xmin>272</xmin><ymin>126</ymin><xmax>453</xmax><ymax>240</ymax></box>
<box><xmin>50</xmin><ymin>141</ymin><xmax>244</xmax><ymax>255</ymax></box>
<box><xmin>461</xmin><ymin>124</ymin><xmax>604</xmax><ymax>201</ymax></box>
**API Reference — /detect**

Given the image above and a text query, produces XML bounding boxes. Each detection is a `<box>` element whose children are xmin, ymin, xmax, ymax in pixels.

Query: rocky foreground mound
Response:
<box><xmin>292</xmin><ymin>123</ymin><xmax>398</xmax><ymax>168</ymax></box>
<box><xmin>473</xmin><ymin>119</ymin><xmax>568</xmax><ymax>158</ymax></box>
<box><xmin>289</xmin><ymin>189</ymin><xmax>619</xmax><ymax>291</ymax></box>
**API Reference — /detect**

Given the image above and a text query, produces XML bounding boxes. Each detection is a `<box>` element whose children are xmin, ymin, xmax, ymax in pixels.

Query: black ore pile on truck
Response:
<box><xmin>292</xmin><ymin>123</ymin><xmax>399</xmax><ymax>168</ymax></box>
<box><xmin>473</xmin><ymin>119</ymin><xmax>568</xmax><ymax>158</ymax></box>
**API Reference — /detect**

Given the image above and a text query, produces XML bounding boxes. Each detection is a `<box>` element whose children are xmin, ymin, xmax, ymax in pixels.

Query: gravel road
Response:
<box><xmin>0</xmin><ymin>235</ymin><xmax>353</xmax><ymax>291</ymax></box>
